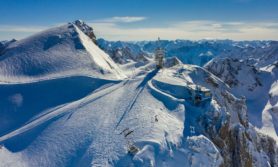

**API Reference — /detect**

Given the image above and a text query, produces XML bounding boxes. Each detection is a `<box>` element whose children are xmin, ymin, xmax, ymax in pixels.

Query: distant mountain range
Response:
<box><xmin>97</xmin><ymin>38</ymin><xmax>278</xmax><ymax>67</ymax></box>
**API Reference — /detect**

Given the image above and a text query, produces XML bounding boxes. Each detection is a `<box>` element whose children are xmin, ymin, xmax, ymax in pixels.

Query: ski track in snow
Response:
<box><xmin>0</xmin><ymin>69</ymin><xmax>182</xmax><ymax>166</ymax></box>
<box><xmin>115</xmin><ymin>69</ymin><xmax>158</xmax><ymax>129</ymax></box>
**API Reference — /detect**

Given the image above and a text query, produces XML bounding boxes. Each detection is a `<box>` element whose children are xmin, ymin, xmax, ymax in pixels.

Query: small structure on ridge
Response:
<box><xmin>155</xmin><ymin>37</ymin><xmax>165</xmax><ymax>69</ymax></box>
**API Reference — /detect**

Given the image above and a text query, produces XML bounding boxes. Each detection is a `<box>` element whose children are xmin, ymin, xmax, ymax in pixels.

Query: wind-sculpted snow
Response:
<box><xmin>0</xmin><ymin>76</ymin><xmax>118</xmax><ymax>137</ymax></box>
<box><xmin>0</xmin><ymin>73</ymin><xmax>183</xmax><ymax>166</ymax></box>
<box><xmin>1</xmin><ymin>62</ymin><xmax>278</xmax><ymax>166</ymax></box>
<box><xmin>0</xmin><ymin>23</ymin><xmax>125</xmax><ymax>83</ymax></box>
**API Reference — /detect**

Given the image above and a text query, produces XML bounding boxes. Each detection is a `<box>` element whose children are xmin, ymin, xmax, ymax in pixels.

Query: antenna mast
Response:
<box><xmin>155</xmin><ymin>37</ymin><xmax>164</xmax><ymax>69</ymax></box>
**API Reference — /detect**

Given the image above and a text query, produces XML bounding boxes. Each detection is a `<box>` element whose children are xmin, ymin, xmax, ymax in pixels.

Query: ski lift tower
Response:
<box><xmin>155</xmin><ymin>37</ymin><xmax>165</xmax><ymax>69</ymax></box>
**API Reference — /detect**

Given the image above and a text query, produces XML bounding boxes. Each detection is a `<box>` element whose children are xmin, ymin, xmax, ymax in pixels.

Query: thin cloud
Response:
<box><xmin>0</xmin><ymin>25</ymin><xmax>48</xmax><ymax>33</ymax></box>
<box><xmin>94</xmin><ymin>16</ymin><xmax>147</xmax><ymax>23</ymax></box>
<box><xmin>89</xmin><ymin>20</ymin><xmax>278</xmax><ymax>41</ymax></box>
<box><xmin>111</xmin><ymin>16</ymin><xmax>147</xmax><ymax>23</ymax></box>
<box><xmin>1</xmin><ymin>20</ymin><xmax>278</xmax><ymax>41</ymax></box>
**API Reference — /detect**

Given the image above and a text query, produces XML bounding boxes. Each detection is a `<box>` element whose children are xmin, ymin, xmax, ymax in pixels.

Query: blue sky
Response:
<box><xmin>0</xmin><ymin>0</ymin><xmax>278</xmax><ymax>40</ymax></box>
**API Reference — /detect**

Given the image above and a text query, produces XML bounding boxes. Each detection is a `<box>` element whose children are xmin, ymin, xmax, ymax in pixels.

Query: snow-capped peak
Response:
<box><xmin>0</xmin><ymin>22</ymin><xmax>125</xmax><ymax>83</ymax></box>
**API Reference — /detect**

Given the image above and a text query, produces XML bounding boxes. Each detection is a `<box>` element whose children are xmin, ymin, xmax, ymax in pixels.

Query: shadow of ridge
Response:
<box><xmin>115</xmin><ymin>69</ymin><xmax>159</xmax><ymax>129</ymax></box>
<box><xmin>1</xmin><ymin>114</ymin><xmax>62</xmax><ymax>152</ymax></box>
<box><xmin>0</xmin><ymin>76</ymin><xmax>118</xmax><ymax>137</ymax></box>
<box><xmin>136</xmin><ymin>69</ymin><xmax>159</xmax><ymax>89</ymax></box>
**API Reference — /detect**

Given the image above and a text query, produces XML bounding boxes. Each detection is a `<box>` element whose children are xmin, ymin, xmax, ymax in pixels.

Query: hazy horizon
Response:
<box><xmin>1</xmin><ymin>0</ymin><xmax>278</xmax><ymax>41</ymax></box>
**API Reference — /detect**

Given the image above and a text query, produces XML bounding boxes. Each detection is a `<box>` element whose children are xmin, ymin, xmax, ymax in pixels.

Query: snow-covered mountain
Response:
<box><xmin>0</xmin><ymin>21</ymin><xmax>125</xmax><ymax>83</ymax></box>
<box><xmin>98</xmin><ymin>39</ymin><xmax>278</xmax><ymax>67</ymax></box>
<box><xmin>205</xmin><ymin>58</ymin><xmax>278</xmax><ymax>142</ymax></box>
<box><xmin>0</xmin><ymin>39</ymin><xmax>16</xmax><ymax>55</ymax></box>
<box><xmin>0</xmin><ymin>20</ymin><xmax>278</xmax><ymax>167</ymax></box>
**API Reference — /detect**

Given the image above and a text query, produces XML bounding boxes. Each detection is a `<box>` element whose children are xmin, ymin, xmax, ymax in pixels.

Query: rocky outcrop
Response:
<box><xmin>73</xmin><ymin>20</ymin><xmax>97</xmax><ymax>44</ymax></box>
<box><xmin>201</xmin><ymin>84</ymin><xmax>278</xmax><ymax>167</ymax></box>
<box><xmin>205</xmin><ymin>58</ymin><xmax>262</xmax><ymax>89</ymax></box>
<box><xmin>97</xmin><ymin>40</ymin><xmax>149</xmax><ymax>65</ymax></box>
<box><xmin>170</xmin><ymin>64</ymin><xmax>278</xmax><ymax>167</ymax></box>
<box><xmin>108</xmin><ymin>47</ymin><xmax>148</xmax><ymax>64</ymax></box>
<box><xmin>0</xmin><ymin>39</ymin><xmax>16</xmax><ymax>55</ymax></box>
